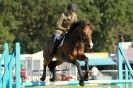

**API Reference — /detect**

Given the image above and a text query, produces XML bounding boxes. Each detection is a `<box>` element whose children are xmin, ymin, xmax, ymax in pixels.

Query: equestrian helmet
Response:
<box><xmin>67</xmin><ymin>3</ymin><xmax>77</xmax><ymax>11</ymax></box>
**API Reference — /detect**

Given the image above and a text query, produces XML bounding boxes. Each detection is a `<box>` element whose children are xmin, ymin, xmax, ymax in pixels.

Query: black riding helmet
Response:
<box><xmin>67</xmin><ymin>3</ymin><xmax>77</xmax><ymax>11</ymax></box>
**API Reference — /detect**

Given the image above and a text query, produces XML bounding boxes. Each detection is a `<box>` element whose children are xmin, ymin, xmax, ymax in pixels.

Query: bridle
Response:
<box><xmin>80</xmin><ymin>26</ymin><xmax>91</xmax><ymax>44</ymax></box>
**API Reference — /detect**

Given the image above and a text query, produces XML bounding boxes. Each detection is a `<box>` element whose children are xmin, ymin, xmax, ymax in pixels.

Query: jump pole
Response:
<box><xmin>20</xmin><ymin>80</ymin><xmax>133</xmax><ymax>87</ymax></box>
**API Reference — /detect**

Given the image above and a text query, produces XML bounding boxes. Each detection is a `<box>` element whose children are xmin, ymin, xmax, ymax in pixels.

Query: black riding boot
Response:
<box><xmin>50</xmin><ymin>39</ymin><xmax>61</xmax><ymax>57</ymax></box>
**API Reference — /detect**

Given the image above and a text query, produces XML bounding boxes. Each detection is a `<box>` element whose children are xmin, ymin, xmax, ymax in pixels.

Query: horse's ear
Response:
<box><xmin>86</xmin><ymin>21</ymin><xmax>91</xmax><ymax>26</ymax></box>
<box><xmin>87</xmin><ymin>22</ymin><xmax>93</xmax><ymax>31</ymax></box>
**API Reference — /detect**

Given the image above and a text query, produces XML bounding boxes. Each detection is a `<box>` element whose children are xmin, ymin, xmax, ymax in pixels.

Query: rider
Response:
<box><xmin>50</xmin><ymin>3</ymin><xmax>78</xmax><ymax>57</ymax></box>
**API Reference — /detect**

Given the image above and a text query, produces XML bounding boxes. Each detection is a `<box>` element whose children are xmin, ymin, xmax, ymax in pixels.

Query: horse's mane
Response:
<box><xmin>66</xmin><ymin>20</ymin><xmax>90</xmax><ymax>36</ymax></box>
<box><xmin>70</xmin><ymin>20</ymin><xmax>86</xmax><ymax>30</ymax></box>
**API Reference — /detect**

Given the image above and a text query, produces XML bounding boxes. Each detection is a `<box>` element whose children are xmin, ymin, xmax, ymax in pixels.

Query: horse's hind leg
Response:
<box><xmin>40</xmin><ymin>58</ymin><xmax>52</xmax><ymax>81</ymax></box>
<box><xmin>48</xmin><ymin>60</ymin><xmax>56</xmax><ymax>81</ymax></box>
<box><xmin>48</xmin><ymin>60</ymin><xmax>62</xmax><ymax>81</ymax></box>
<box><xmin>84</xmin><ymin>57</ymin><xmax>89</xmax><ymax>81</ymax></box>
<box><xmin>40</xmin><ymin>65</ymin><xmax>47</xmax><ymax>81</ymax></box>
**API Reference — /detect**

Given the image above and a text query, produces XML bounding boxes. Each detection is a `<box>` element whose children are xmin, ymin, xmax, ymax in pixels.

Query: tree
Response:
<box><xmin>92</xmin><ymin>0</ymin><xmax>133</xmax><ymax>52</ymax></box>
<box><xmin>0</xmin><ymin>20</ymin><xmax>15</xmax><ymax>53</ymax></box>
<box><xmin>0</xmin><ymin>0</ymin><xmax>132</xmax><ymax>53</ymax></box>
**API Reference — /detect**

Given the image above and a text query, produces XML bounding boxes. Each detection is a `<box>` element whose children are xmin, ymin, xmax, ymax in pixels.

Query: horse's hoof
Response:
<box><xmin>84</xmin><ymin>74</ymin><xmax>89</xmax><ymax>81</ymax></box>
<box><xmin>79</xmin><ymin>80</ymin><xmax>85</xmax><ymax>86</ymax></box>
<box><xmin>84</xmin><ymin>76</ymin><xmax>89</xmax><ymax>81</ymax></box>
<box><xmin>84</xmin><ymin>78</ymin><xmax>88</xmax><ymax>81</ymax></box>
<box><xmin>40</xmin><ymin>77</ymin><xmax>45</xmax><ymax>81</ymax></box>
<box><xmin>50</xmin><ymin>78</ymin><xmax>55</xmax><ymax>82</ymax></box>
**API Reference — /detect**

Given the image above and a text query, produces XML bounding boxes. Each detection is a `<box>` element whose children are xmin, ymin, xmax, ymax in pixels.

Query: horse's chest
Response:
<box><xmin>75</xmin><ymin>42</ymin><xmax>84</xmax><ymax>50</ymax></box>
<box><xmin>72</xmin><ymin>42</ymin><xmax>84</xmax><ymax>56</ymax></box>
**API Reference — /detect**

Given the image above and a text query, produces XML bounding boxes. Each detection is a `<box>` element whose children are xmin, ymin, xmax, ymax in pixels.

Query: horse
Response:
<box><xmin>40</xmin><ymin>20</ymin><xmax>93</xmax><ymax>86</ymax></box>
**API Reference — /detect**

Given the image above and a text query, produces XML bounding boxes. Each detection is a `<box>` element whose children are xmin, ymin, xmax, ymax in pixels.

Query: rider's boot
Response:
<box><xmin>50</xmin><ymin>39</ymin><xmax>61</xmax><ymax>57</ymax></box>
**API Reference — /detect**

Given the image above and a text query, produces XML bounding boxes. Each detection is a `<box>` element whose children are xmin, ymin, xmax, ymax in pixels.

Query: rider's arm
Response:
<box><xmin>73</xmin><ymin>13</ymin><xmax>78</xmax><ymax>22</ymax></box>
<box><xmin>56</xmin><ymin>13</ymin><xmax>68</xmax><ymax>32</ymax></box>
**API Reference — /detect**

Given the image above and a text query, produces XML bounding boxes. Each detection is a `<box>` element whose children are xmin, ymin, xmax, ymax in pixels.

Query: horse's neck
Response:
<box><xmin>66</xmin><ymin>30</ymin><xmax>81</xmax><ymax>43</ymax></box>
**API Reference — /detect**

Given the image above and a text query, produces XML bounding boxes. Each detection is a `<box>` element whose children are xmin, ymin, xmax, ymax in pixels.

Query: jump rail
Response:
<box><xmin>18</xmin><ymin>80</ymin><xmax>133</xmax><ymax>87</ymax></box>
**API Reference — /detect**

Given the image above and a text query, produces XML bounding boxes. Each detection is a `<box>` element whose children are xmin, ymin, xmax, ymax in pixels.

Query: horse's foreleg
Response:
<box><xmin>84</xmin><ymin>57</ymin><xmax>89</xmax><ymax>80</ymax></box>
<box><xmin>40</xmin><ymin>65</ymin><xmax>47</xmax><ymax>81</ymax></box>
<box><xmin>71</xmin><ymin>61</ymin><xmax>84</xmax><ymax>86</ymax></box>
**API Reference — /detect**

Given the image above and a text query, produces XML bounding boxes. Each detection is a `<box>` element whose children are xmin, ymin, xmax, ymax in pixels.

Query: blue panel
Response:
<box><xmin>79</xmin><ymin>58</ymin><xmax>116</xmax><ymax>66</ymax></box>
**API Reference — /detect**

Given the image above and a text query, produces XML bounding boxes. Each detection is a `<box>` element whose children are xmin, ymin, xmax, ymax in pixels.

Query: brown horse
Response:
<box><xmin>40</xmin><ymin>20</ymin><xmax>93</xmax><ymax>86</ymax></box>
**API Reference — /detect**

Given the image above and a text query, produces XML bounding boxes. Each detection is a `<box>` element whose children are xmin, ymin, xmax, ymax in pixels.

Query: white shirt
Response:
<box><xmin>91</xmin><ymin>66</ymin><xmax>99</xmax><ymax>76</ymax></box>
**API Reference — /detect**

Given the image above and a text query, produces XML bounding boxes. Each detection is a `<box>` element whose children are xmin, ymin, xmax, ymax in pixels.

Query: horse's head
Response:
<box><xmin>75</xmin><ymin>21</ymin><xmax>93</xmax><ymax>49</ymax></box>
<box><xmin>66</xmin><ymin>20</ymin><xmax>93</xmax><ymax>49</ymax></box>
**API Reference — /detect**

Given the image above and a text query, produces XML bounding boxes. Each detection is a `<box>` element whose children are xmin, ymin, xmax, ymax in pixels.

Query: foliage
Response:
<box><xmin>0</xmin><ymin>0</ymin><xmax>132</xmax><ymax>53</ymax></box>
